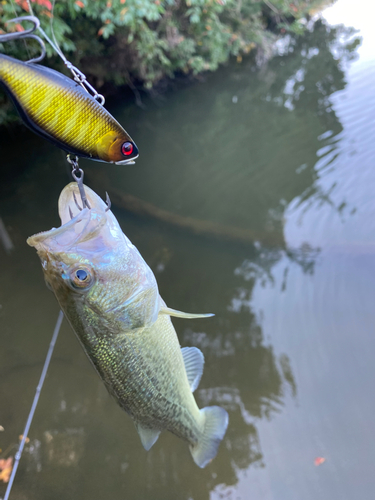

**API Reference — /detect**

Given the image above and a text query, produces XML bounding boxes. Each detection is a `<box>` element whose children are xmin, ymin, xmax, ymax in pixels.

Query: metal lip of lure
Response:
<box><xmin>0</xmin><ymin>17</ymin><xmax>139</xmax><ymax>165</ymax></box>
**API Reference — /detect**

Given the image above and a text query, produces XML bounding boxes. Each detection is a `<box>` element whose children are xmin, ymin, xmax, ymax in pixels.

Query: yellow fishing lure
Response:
<box><xmin>0</xmin><ymin>53</ymin><xmax>139</xmax><ymax>164</ymax></box>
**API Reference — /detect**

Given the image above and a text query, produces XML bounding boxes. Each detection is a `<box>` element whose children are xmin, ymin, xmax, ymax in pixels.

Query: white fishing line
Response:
<box><xmin>24</xmin><ymin>0</ymin><xmax>105</xmax><ymax>104</ymax></box>
<box><xmin>9</xmin><ymin>0</ymin><xmax>32</xmax><ymax>60</ymax></box>
<box><xmin>3</xmin><ymin>310</ymin><xmax>64</xmax><ymax>500</ymax></box>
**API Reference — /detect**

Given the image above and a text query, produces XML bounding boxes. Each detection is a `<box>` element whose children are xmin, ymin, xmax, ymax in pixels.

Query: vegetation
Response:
<box><xmin>0</xmin><ymin>0</ymin><xmax>328</xmax><ymax>125</ymax></box>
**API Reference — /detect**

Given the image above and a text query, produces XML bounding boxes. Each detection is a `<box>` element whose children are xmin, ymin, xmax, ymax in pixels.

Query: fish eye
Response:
<box><xmin>121</xmin><ymin>141</ymin><xmax>134</xmax><ymax>157</ymax></box>
<box><xmin>76</xmin><ymin>269</ymin><xmax>88</xmax><ymax>281</ymax></box>
<box><xmin>69</xmin><ymin>265</ymin><xmax>94</xmax><ymax>289</ymax></box>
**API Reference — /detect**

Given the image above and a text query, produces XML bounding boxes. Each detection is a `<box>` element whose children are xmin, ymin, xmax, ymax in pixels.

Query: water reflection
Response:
<box><xmin>99</xmin><ymin>19</ymin><xmax>360</xmax><ymax>246</ymax></box>
<box><xmin>104</xmin><ymin>17</ymin><xmax>359</xmax><ymax>496</ymax></box>
<box><xmin>121</xmin><ymin>227</ymin><xmax>303</xmax><ymax>495</ymax></box>
<box><xmin>266</xmin><ymin>20</ymin><xmax>361</xmax><ymax>224</ymax></box>
<box><xmin>0</xmin><ymin>14</ymin><xmax>362</xmax><ymax>500</ymax></box>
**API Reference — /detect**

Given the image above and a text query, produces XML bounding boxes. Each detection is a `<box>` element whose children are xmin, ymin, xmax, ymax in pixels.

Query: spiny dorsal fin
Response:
<box><xmin>135</xmin><ymin>423</ymin><xmax>160</xmax><ymax>451</ymax></box>
<box><xmin>160</xmin><ymin>306</ymin><xmax>214</xmax><ymax>319</ymax></box>
<box><xmin>181</xmin><ymin>347</ymin><xmax>204</xmax><ymax>392</ymax></box>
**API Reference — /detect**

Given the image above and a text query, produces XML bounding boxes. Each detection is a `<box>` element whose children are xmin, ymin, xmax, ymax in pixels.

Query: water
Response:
<box><xmin>0</xmin><ymin>1</ymin><xmax>374</xmax><ymax>498</ymax></box>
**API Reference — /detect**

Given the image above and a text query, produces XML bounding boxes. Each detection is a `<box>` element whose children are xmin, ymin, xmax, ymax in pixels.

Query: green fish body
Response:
<box><xmin>0</xmin><ymin>53</ymin><xmax>138</xmax><ymax>164</ymax></box>
<box><xmin>27</xmin><ymin>183</ymin><xmax>228</xmax><ymax>467</ymax></box>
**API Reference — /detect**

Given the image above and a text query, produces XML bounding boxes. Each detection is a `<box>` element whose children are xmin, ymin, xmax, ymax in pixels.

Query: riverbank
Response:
<box><xmin>0</xmin><ymin>0</ymin><xmax>332</xmax><ymax>127</ymax></box>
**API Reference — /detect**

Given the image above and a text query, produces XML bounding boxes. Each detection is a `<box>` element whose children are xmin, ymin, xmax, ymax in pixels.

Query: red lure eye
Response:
<box><xmin>121</xmin><ymin>142</ymin><xmax>134</xmax><ymax>156</ymax></box>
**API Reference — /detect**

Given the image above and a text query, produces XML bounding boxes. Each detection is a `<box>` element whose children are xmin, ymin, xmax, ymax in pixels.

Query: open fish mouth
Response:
<box><xmin>27</xmin><ymin>183</ymin><xmax>110</xmax><ymax>252</ymax></box>
<box><xmin>27</xmin><ymin>208</ymin><xmax>106</xmax><ymax>252</ymax></box>
<box><xmin>58</xmin><ymin>182</ymin><xmax>109</xmax><ymax>224</ymax></box>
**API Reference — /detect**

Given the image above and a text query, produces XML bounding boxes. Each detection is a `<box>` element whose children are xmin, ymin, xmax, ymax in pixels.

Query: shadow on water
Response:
<box><xmin>0</xmin><ymin>17</ymin><xmax>360</xmax><ymax>500</ymax></box>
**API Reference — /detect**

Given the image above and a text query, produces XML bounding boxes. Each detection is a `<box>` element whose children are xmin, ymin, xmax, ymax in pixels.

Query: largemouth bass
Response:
<box><xmin>0</xmin><ymin>54</ymin><xmax>138</xmax><ymax>164</ymax></box>
<box><xmin>27</xmin><ymin>183</ymin><xmax>228</xmax><ymax>467</ymax></box>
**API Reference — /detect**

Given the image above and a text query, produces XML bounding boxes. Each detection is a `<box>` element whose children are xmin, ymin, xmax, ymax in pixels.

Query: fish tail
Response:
<box><xmin>189</xmin><ymin>406</ymin><xmax>228</xmax><ymax>468</ymax></box>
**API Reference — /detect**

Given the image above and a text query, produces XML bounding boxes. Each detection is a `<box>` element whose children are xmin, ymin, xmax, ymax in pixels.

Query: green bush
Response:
<box><xmin>0</xmin><ymin>0</ymin><xmax>327</xmax><ymax>125</ymax></box>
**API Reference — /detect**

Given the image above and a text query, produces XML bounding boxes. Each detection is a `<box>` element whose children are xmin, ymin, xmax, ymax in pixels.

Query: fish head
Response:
<box><xmin>96</xmin><ymin>131</ymin><xmax>139</xmax><ymax>165</ymax></box>
<box><xmin>27</xmin><ymin>183</ymin><xmax>159</xmax><ymax>329</ymax></box>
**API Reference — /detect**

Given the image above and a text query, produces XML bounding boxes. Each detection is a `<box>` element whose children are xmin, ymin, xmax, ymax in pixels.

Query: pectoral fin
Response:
<box><xmin>135</xmin><ymin>423</ymin><xmax>160</xmax><ymax>451</ymax></box>
<box><xmin>160</xmin><ymin>306</ymin><xmax>214</xmax><ymax>319</ymax></box>
<box><xmin>181</xmin><ymin>347</ymin><xmax>204</xmax><ymax>392</ymax></box>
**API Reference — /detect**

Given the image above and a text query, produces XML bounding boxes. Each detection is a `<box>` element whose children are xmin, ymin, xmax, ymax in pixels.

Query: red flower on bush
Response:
<box><xmin>14</xmin><ymin>0</ymin><xmax>52</xmax><ymax>11</ymax></box>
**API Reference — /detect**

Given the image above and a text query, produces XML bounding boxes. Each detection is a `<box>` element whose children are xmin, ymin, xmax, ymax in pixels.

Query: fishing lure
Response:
<box><xmin>0</xmin><ymin>17</ymin><xmax>139</xmax><ymax>165</ymax></box>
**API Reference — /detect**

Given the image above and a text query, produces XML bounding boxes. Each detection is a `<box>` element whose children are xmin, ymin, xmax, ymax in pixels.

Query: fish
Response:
<box><xmin>27</xmin><ymin>183</ymin><xmax>228</xmax><ymax>467</ymax></box>
<box><xmin>0</xmin><ymin>54</ymin><xmax>138</xmax><ymax>164</ymax></box>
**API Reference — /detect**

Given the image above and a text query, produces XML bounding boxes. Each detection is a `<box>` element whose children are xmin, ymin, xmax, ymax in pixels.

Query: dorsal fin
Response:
<box><xmin>160</xmin><ymin>306</ymin><xmax>214</xmax><ymax>319</ymax></box>
<box><xmin>181</xmin><ymin>347</ymin><xmax>204</xmax><ymax>392</ymax></box>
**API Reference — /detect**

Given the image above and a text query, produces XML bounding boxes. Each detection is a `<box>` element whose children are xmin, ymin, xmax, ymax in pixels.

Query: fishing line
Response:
<box><xmin>26</xmin><ymin>0</ymin><xmax>68</xmax><ymax>59</ymax></box>
<box><xmin>9</xmin><ymin>0</ymin><xmax>32</xmax><ymax>60</ymax></box>
<box><xmin>25</xmin><ymin>0</ymin><xmax>105</xmax><ymax>103</ymax></box>
<box><xmin>49</xmin><ymin>0</ymin><xmax>63</xmax><ymax>60</ymax></box>
<box><xmin>3</xmin><ymin>310</ymin><xmax>64</xmax><ymax>500</ymax></box>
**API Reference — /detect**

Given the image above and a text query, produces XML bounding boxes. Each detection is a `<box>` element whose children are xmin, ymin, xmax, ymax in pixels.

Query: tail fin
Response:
<box><xmin>190</xmin><ymin>406</ymin><xmax>228</xmax><ymax>468</ymax></box>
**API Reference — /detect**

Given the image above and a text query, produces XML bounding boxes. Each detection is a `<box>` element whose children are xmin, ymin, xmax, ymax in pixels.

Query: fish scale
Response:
<box><xmin>0</xmin><ymin>53</ymin><xmax>138</xmax><ymax>163</ymax></box>
<box><xmin>94</xmin><ymin>316</ymin><xmax>201</xmax><ymax>440</ymax></box>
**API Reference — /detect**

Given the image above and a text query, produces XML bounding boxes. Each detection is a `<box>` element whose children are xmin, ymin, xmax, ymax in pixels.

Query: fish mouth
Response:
<box><xmin>58</xmin><ymin>182</ymin><xmax>108</xmax><ymax>225</ymax></box>
<box><xmin>27</xmin><ymin>183</ymin><xmax>110</xmax><ymax>252</ymax></box>
<box><xmin>27</xmin><ymin>208</ymin><xmax>93</xmax><ymax>251</ymax></box>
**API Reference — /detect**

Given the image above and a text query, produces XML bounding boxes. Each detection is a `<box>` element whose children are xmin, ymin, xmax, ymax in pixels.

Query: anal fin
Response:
<box><xmin>181</xmin><ymin>347</ymin><xmax>204</xmax><ymax>392</ymax></box>
<box><xmin>135</xmin><ymin>422</ymin><xmax>160</xmax><ymax>451</ymax></box>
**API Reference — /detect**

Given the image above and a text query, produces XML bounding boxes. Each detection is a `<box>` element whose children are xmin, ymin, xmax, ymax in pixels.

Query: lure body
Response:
<box><xmin>27</xmin><ymin>183</ymin><xmax>228</xmax><ymax>468</ymax></box>
<box><xmin>0</xmin><ymin>53</ymin><xmax>138</xmax><ymax>164</ymax></box>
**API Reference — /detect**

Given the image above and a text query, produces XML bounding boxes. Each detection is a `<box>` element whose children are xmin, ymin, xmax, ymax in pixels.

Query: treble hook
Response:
<box><xmin>67</xmin><ymin>155</ymin><xmax>91</xmax><ymax>210</ymax></box>
<box><xmin>0</xmin><ymin>16</ymin><xmax>46</xmax><ymax>64</ymax></box>
<box><xmin>71</xmin><ymin>168</ymin><xmax>91</xmax><ymax>210</ymax></box>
